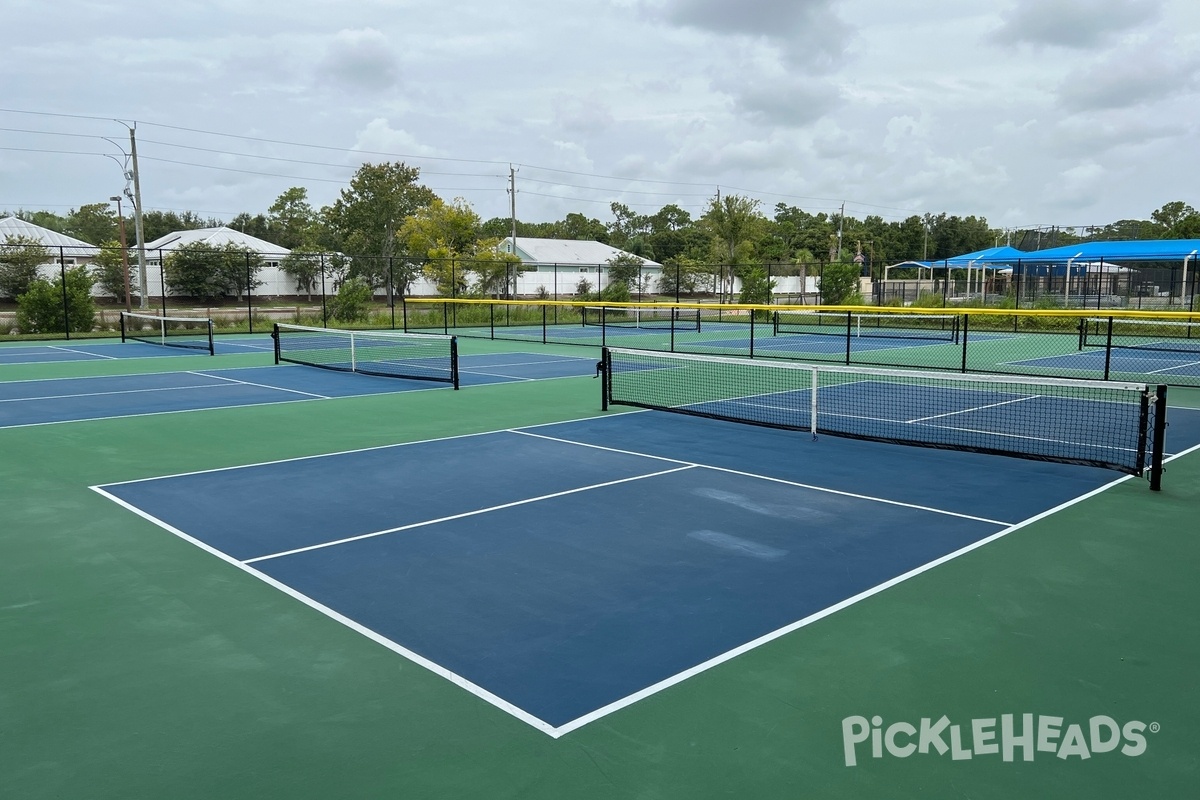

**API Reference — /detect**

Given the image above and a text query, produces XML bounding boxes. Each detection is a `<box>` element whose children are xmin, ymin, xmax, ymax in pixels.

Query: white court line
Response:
<box><xmin>512</xmin><ymin>429</ymin><xmax>1012</xmax><ymax>526</ymax></box>
<box><xmin>244</xmin><ymin>465</ymin><xmax>696</xmax><ymax>563</ymax></box>
<box><xmin>87</xmin><ymin>484</ymin><xmax>561</xmax><ymax>737</ymax></box>
<box><xmin>47</xmin><ymin>344</ymin><xmax>119</xmax><ymax>359</ymax></box>
<box><xmin>188</xmin><ymin>370</ymin><xmax>330</xmax><ymax>399</ymax></box>
<box><xmin>906</xmin><ymin>394</ymin><xmax>1039</xmax><ymax>423</ymax></box>
<box><xmin>0</xmin><ymin>383</ymin><xmax>241</xmax><ymax>404</ymax></box>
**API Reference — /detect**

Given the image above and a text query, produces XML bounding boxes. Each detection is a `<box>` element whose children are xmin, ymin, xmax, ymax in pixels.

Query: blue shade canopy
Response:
<box><xmin>936</xmin><ymin>240</ymin><xmax>1200</xmax><ymax>267</ymax></box>
<box><xmin>1012</xmin><ymin>239</ymin><xmax>1200</xmax><ymax>263</ymax></box>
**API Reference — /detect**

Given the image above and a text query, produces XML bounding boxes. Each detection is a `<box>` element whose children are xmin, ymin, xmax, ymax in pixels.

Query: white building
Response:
<box><xmin>498</xmin><ymin>236</ymin><xmax>663</xmax><ymax>296</ymax></box>
<box><xmin>143</xmin><ymin>227</ymin><xmax>298</xmax><ymax>298</ymax></box>
<box><xmin>0</xmin><ymin>216</ymin><xmax>104</xmax><ymax>296</ymax></box>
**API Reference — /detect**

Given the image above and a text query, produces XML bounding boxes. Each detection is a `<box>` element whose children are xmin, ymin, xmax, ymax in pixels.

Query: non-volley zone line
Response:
<box><xmin>92</xmin><ymin>417</ymin><xmax>1112</xmax><ymax>737</ymax></box>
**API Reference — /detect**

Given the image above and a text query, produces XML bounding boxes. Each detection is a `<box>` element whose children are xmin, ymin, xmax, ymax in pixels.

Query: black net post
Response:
<box><xmin>450</xmin><ymin>337</ymin><xmax>460</xmax><ymax>390</ymax></box>
<box><xmin>1103</xmin><ymin>316</ymin><xmax>1114</xmax><ymax>380</ymax></box>
<box><xmin>1150</xmin><ymin>385</ymin><xmax>1168</xmax><ymax>491</ymax></box>
<box><xmin>159</xmin><ymin>256</ymin><xmax>168</xmax><ymax>317</ymax></box>
<box><xmin>119</xmin><ymin>311</ymin><xmax>128</xmax><ymax>342</ymax></box>
<box><xmin>600</xmin><ymin>347</ymin><xmax>611</xmax><ymax>410</ymax></box>
<box><xmin>272</xmin><ymin>323</ymin><xmax>281</xmax><ymax>364</ymax></box>
<box><xmin>843</xmin><ymin>310</ymin><xmax>852</xmax><ymax>365</ymax></box>
<box><xmin>960</xmin><ymin>313</ymin><xmax>970</xmax><ymax>372</ymax></box>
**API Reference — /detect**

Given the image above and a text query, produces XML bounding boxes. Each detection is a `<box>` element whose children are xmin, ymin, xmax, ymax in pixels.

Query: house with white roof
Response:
<box><xmin>0</xmin><ymin>216</ymin><xmax>108</xmax><ymax>297</ymax></box>
<box><xmin>496</xmin><ymin>237</ymin><xmax>663</xmax><ymax>296</ymax></box>
<box><xmin>143</xmin><ymin>226</ymin><xmax>297</xmax><ymax>298</ymax></box>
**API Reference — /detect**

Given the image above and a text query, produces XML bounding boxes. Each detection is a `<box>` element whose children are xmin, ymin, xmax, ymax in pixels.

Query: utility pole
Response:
<box><xmin>836</xmin><ymin>201</ymin><xmax>845</xmax><ymax>261</ymax></box>
<box><xmin>508</xmin><ymin>165</ymin><xmax>518</xmax><ymax>253</ymax></box>
<box><xmin>109</xmin><ymin>196</ymin><xmax>131</xmax><ymax>311</ymax></box>
<box><xmin>128</xmin><ymin>124</ymin><xmax>149</xmax><ymax>309</ymax></box>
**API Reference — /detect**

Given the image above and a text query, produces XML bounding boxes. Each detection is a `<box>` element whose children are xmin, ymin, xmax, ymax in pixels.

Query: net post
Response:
<box><xmin>960</xmin><ymin>313</ymin><xmax>970</xmax><ymax>373</ymax></box>
<box><xmin>272</xmin><ymin>323</ymin><xmax>281</xmax><ymax>365</ymax></box>
<box><xmin>843</xmin><ymin>310</ymin><xmax>852</xmax><ymax>364</ymax></box>
<box><xmin>349</xmin><ymin>331</ymin><xmax>357</xmax><ymax>372</ymax></box>
<box><xmin>1077</xmin><ymin>317</ymin><xmax>1085</xmax><ymax>350</ymax></box>
<box><xmin>450</xmin><ymin>336</ymin><xmax>460</xmax><ymax>390</ymax></box>
<box><xmin>541</xmin><ymin>303</ymin><xmax>546</xmax><ymax>345</ymax></box>
<box><xmin>600</xmin><ymin>347</ymin><xmax>611</xmax><ymax>410</ymax></box>
<box><xmin>748</xmin><ymin>311</ymin><xmax>755</xmax><ymax>358</ymax></box>
<box><xmin>1149</xmin><ymin>385</ymin><xmax>1167</xmax><ymax>491</ymax></box>
<box><xmin>809</xmin><ymin>366</ymin><xmax>818</xmax><ymax>439</ymax></box>
<box><xmin>120</xmin><ymin>311</ymin><xmax>128</xmax><ymax>343</ymax></box>
<box><xmin>205</xmin><ymin>319</ymin><xmax>215</xmax><ymax>356</ymax></box>
<box><xmin>1103</xmin><ymin>316</ymin><xmax>1114</xmax><ymax>380</ymax></box>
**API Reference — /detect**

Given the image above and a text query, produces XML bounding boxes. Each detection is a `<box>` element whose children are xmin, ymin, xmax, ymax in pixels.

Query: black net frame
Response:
<box><xmin>581</xmin><ymin>306</ymin><xmax>702</xmax><ymax>332</ymax></box>
<box><xmin>772</xmin><ymin>310</ymin><xmax>960</xmax><ymax>342</ymax></box>
<box><xmin>119</xmin><ymin>311</ymin><xmax>215</xmax><ymax>355</ymax></box>
<box><xmin>600</xmin><ymin>346</ymin><xmax>1166</xmax><ymax>488</ymax></box>
<box><xmin>273</xmin><ymin>323</ymin><xmax>459</xmax><ymax>388</ymax></box>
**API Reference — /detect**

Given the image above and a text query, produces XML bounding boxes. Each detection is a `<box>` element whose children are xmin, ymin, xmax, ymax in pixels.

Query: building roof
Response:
<box><xmin>504</xmin><ymin>237</ymin><xmax>662</xmax><ymax>268</ymax></box>
<box><xmin>143</xmin><ymin>226</ymin><xmax>291</xmax><ymax>257</ymax></box>
<box><xmin>0</xmin><ymin>216</ymin><xmax>96</xmax><ymax>257</ymax></box>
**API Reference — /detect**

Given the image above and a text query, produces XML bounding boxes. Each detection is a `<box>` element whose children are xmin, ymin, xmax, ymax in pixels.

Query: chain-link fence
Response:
<box><xmin>1</xmin><ymin>243</ymin><xmax>1196</xmax><ymax>340</ymax></box>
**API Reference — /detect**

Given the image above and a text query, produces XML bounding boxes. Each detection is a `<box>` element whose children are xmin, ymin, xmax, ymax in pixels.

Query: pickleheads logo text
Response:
<box><xmin>842</xmin><ymin>714</ymin><xmax>1157</xmax><ymax>767</ymax></box>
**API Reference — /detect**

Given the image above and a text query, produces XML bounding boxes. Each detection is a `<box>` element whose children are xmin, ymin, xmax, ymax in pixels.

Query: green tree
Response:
<box><xmin>16</xmin><ymin>266</ymin><xmax>96</xmax><ymax>333</ymax></box>
<box><xmin>737</xmin><ymin>267</ymin><xmax>776</xmax><ymax>319</ymax></box>
<box><xmin>605</xmin><ymin>251</ymin><xmax>647</xmax><ymax>292</ymax></box>
<box><xmin>818</xmin><ymin>261</ymin><xmax>863</xmax><ymax>305</ymax></box>
<box><xmin>325</xmin><ymin>162</ymin><xmax>437</xmax><ymax>290</ymax></box>
<box><xmin>141</xmin><ymin>210</ymin><xmax>221</xmax><ymax>243</ymax></box>
<box><xmin>279</xmin><ymin>248</ymin><xmax>326</xmax><ymax>301</ymax></box>
<box><xmin>701</xmin><ymin>194</ymin><xmax>764</xmax><ymax>298</ymax></box>
<box><xmin>268</xmin><ymin>187</ymin><xmax>319</xmax><ymax>250</ymax></box>
<box><xmin>64</xmin><ymin>203</ymin><xmax>118</xmax><ymax>245</ymax></box>
<box><xmin>1151</xmin><ymin>201</ymin><xmax>1200</xmax><ymax>238</ymax></box>
<box><xmin>328</xmin><ymin>276</ymin><xmax>373</xmax><ymax>323</ymax></box>
<box><xmin>163</xmin><ymin>242</ymin><xmax>264</xmax><ymax>302</ymax></box>
<box><xmin>657</xmin><ymin>255</ymin><xmax>706</xmax><ymax>297</ymax></box>
<box><xmin>0</xmin><ymin>235</ymin><xmax>49</xmax><ymax>299</ymax></box>
<box><xmin>90</xmin><ymin>241</ymin><xmax>133</xmax><ymax>304</ymax></box>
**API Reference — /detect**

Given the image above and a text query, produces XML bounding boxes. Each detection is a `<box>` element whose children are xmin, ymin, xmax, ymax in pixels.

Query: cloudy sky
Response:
<box><xmin>2</xmin><ymin>0</ymin><xmax>1198</xmax><ymax>231</ymax></box>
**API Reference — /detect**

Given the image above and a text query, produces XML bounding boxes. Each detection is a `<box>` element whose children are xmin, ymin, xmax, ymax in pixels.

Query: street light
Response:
<box><xmin>109</xmin><ymin>196</ymin><xmax>132</xmax><ymax>312</ymax></box>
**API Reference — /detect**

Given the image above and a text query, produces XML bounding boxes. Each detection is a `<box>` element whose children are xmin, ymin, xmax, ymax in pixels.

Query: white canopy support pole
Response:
<box><xmin>1182</xmin><ymin>251</ymin><xmax>1196</xmax><ymax>307</ymax></box>
<box><xmin>1065</xmin><ymin>253</ymin><xmax>1082</xmax><ymax>307</ymax></box>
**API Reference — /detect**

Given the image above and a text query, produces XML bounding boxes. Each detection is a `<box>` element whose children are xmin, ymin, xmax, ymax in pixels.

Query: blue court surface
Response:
<box><xmin>92</xmin><ymin>406</ymin><xmax>1200</xmax><ymax>737</ymax></box>
<box><xmin>0</xmin><ymin>335</ymin><xmax>276</xmax><ymax>364</ymax></box>
<box><xmin>0</xmin><ymin>352</ymin><xmax>597</xmax><ymax>428</ymax></box>
<box><xmin>1007</xmin><ymin>347</ymin><xmax>1200</xmax><ymax>378</ymax></box>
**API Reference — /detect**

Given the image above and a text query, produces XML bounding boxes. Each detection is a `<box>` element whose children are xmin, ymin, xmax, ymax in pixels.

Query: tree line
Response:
<box><xmin>3</xmin><ymin>159</ymin><xmax>1198</xmax><ymax>331</ymax></box>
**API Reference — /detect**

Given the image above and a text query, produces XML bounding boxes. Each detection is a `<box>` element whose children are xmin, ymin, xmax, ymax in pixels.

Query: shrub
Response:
<box><xmin>329</xmin><ymin>276</ymin><xmax>373</xmax><ymax>323</ymax></box>
<box><xmin>16</xmin><ymin>266</ymin><xmax>96</xmax><ymax>333</ymax></box>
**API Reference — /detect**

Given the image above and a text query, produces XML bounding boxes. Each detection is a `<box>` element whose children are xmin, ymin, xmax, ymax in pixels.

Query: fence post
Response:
<box><xmin>320</xmin><ymin>254</ymin><xmax>328</xmax><ymax>328</ymax></box>
<box><xmin>246</xmin><ymin>252</ymin><xmax>253</xmax><ymax>333</ymax></box>
<box><xmin>59</xmin><ymin>246</ymin><xmax>70</xmax><ymax>339</ymax></box>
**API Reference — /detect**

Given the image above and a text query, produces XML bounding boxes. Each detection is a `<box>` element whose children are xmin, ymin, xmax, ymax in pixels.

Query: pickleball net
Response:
<box><xmin>773</xmin><ymin>310</ymin><xmax>960</xmax><ymax>342</ymax></box>
<box><xmin>120</xmin><ymin>311</ymin><xmax>215</xmax><ymax>355</ymax></box>
<box><xmin>582</xmin><ymin>305</ymin><xmax>702</xmax><ymax>331</ymax></box>
<box><xmin>600</xmin><ymin>346</ymin><xmax>1167</xmax><ymax>488</ymax></box>
<box><xmin>274</xmin><ymin>323</ymin><xmax>459</xmax><ymax>387</ymax></box>
<box><xmin>1080</xmin><ymin>316</ymin><xmax>1200</xmax><ymax>353</ymax></box>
